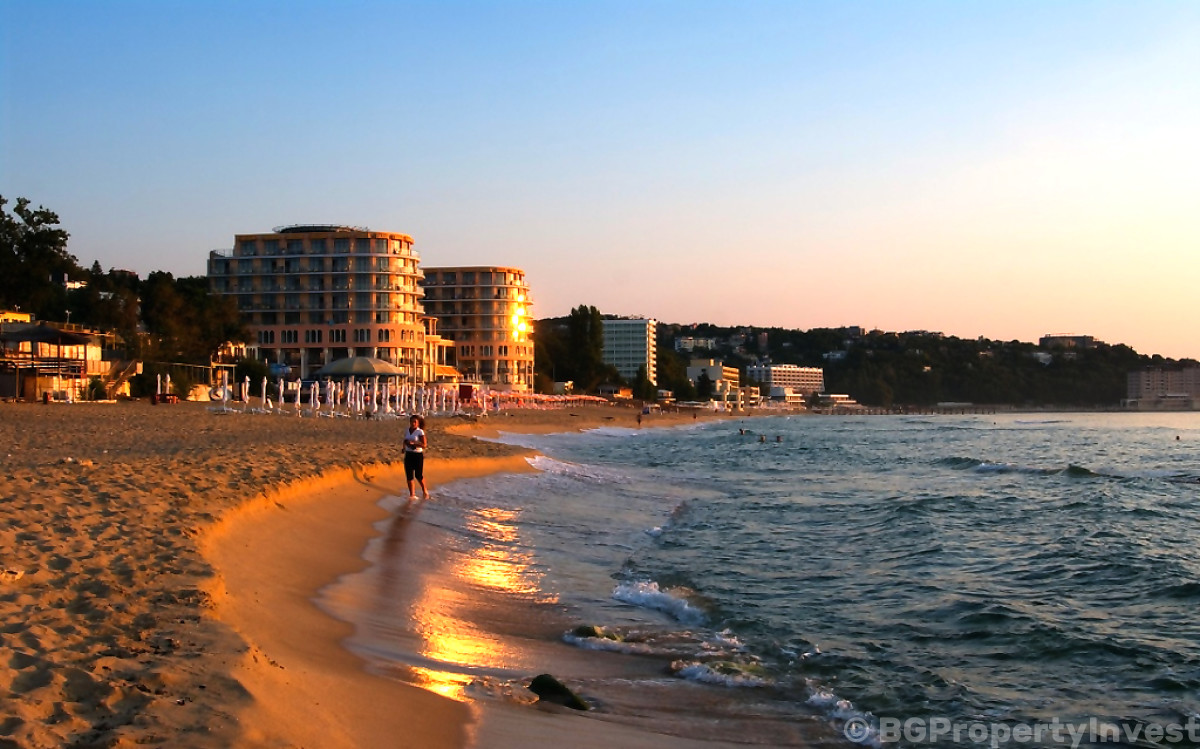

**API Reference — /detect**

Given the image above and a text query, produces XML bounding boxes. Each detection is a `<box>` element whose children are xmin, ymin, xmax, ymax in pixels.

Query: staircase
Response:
<box><xmin>105</xmin><ymin>360</ymin><xmax>141</xmax><ymax>398</ymax></box>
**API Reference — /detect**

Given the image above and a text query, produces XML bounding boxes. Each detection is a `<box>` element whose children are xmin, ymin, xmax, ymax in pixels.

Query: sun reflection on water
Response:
<box><xmin>408</xmin><ymin>504</ymin><xmax>552</xmax><ymax>700</ymax></box>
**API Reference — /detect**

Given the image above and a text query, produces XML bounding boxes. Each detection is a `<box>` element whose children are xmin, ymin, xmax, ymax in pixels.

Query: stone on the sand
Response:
<box><xmin>528</xmin><ymin>673</ymin><xmax>589</xmax><ymax>710</ymax></box>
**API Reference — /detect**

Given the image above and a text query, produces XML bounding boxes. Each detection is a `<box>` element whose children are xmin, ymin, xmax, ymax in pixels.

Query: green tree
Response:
<box><xmin>631</xmin><ymin>364</ymin><xmax>655</xmax><ymax>400</ymax></box>
<box><xmin>655</xmin><ymin>347</ymin><xmax>696</xmax><ymax>401</ymax></box>
<box><xmin>140</xmin><ymin>272</ymin><xmax>246</xmax><ymax>363</ymax></box>
<box><xmin>0</xmin><ymin>196</ymin><xmax>80</xmax><ymax>320</ymax></box>
<box><xmin>696</xmin><ymin>370</ymin><xmax>713</xmax><ymax>401</ymax></box>
<box><xmin>565</xmin><ymin>304</ymin><xmax>606</xmax><ymax>391</ymax></box>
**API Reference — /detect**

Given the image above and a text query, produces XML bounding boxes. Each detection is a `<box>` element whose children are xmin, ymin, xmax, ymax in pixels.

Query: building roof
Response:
<box><xmin>273</xmin><ymin>224</ymin><xmax>367</xmax><ymax>234</ymax></box>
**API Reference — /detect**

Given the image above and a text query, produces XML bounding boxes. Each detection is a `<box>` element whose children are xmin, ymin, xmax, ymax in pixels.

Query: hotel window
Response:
<box><xmin>263</xmin><ymin>240</ymin><xmax>279</xmax><ymax>255</ymax></box>
<box><xmin>240</xmin><ymin>240</ymin><xmax>257</xmax><ymax>255</ymax></box>
<box><xmin>375</xmin><ymin>239</ymin><xmax>388</xmax><ymax>252</ymax></box>
<box><xmin>287</xmin><ymin>240</ymin><xmax>303</xmax><ymax>255</ymax></box>
<box><xmin>378</xmin><ymin>329</ymin><xmax>392</xmax><ymax>343</ymax></box>
<box><xmin>334</xmin><ymin>238</ymin><xmax>350</xmax><ymax>253</ymax></box>
<box><xmin>305</xmin><ymin>329</ymin><xmax>322</xmax><ymax>344</ymax></box>
<box><xmin>284</xmin><ymin>312</ymin><xmax>301</xmax><ymax>325</ymax></box>
<box><xmin>355</xmin><ymin>238</ymin><xmax>372</xmax><ymax>253</ymax></box>
<box><xmin>329</xmin><ymin>329</ymin><xmax>347</xmax><ymax>343</ymax></box>
<box><xmin>257</xmin><ymin>330</ymin><xmax>275</xmax><ymax>345</ymax></box>
<box><xmin>310</xmin><ymin>238</ymin><xmax>326</xmax><ymax>254</ymax></box>
<box><xmin>238</xmin><ymin>259</ymin><xmax>253</xmax><ymax>274</ymax></box>
<box><xmin>281</xmin><ymin>330</ymin><xmax>298</xmax><ymax>344</ymax></box>
<box><xmin>353</xmin><ymin>328</ymin><xmax>371</xmax><ymax>343</ymax></box>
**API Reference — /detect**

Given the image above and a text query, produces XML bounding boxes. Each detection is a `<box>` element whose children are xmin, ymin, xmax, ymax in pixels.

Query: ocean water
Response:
<box><xmin>334</xmin><ymin>413</ymin><xmax>1200</xmax><ymax>747</ymax></box>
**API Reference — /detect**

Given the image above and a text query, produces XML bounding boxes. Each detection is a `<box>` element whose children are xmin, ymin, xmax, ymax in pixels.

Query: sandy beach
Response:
<box><xmin>0</xmin><ymin>400</ymin><xmax>742</xmax><ymax>748</ymax></box>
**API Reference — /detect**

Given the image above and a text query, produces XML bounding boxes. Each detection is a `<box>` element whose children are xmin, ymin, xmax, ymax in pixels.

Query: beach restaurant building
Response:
<box><xmin>419</xmin><ymin>266</ymin><xmax>535</xmax><ymax>393</ymax></box>
<box><xmin>207</xmin><ymin>225</ymin><xmax>453</xmax><ymax>383</ymax></box>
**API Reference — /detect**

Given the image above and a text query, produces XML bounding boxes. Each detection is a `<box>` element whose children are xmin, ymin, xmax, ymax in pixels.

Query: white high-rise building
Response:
<box><xmin>602</xmin><ymin>318</ymin><xmax>657</xmax><ymax>385</ymax></box>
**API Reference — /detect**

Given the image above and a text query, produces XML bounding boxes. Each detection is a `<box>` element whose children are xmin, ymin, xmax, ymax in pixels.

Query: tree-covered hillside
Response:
<box><xmin>537</xmin><ymin>316</ymin><xmax>1192</xmax><ymax>408</ymax></box>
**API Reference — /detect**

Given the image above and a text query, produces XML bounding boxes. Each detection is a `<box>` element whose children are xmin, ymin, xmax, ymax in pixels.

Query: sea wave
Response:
<box><xmin>525</xmin><ymin>454</ymin><xmax>629</xmax><ymax>483</ymax></box>
<box><xmin>562</xmin><ymin>625</ymin><xmax>746</xmax><ymax>660</ymax></box>
<box><xmin>670</xmin><ymin>659</ymin><xmax>769</xmax><ymax>687</ymax></box>
<box><xmin>612</xmin><ymin>581</ymin><xmax>709</xmax><ymax>625</ymax></box>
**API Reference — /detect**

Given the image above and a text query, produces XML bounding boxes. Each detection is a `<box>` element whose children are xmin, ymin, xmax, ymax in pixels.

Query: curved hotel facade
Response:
<box><xmin>420</xmin><ymin>267</ymin><xmax>534</xmax><ymax>392</ymax></box>
<box><xmin>208</xmin><ymin>225</ymin><xmax>438</xmax><ymax>381</ymax></box>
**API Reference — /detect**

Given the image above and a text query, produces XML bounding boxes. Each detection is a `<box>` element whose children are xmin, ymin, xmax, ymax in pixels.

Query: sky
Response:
<box><xmin>2</xmin><ymin>1</ymin><xmax>1198</xmax><ymax>359</ymax></box>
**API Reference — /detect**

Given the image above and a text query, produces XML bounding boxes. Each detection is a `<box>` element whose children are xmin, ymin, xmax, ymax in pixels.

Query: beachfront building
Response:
<box><xmin>746</xmin><ymin>363</ymin><xmax>825</xmax><ymax>397</ymax></box>
<box><xmin>602</xmin><ymin>318</ymin><xmax>657</xmax><ymax>386</ymax></box>
<box><xmin>0</xmin><ymin>318</ymin><xmax>130</xmax><ymax>401</ymax></box>
<box><xmin>207</xmin><ymin>225</ymin><xmax>445</xmax><ymax>381</ymax></box>
<box><xmin>687</xmin><ymin>358</ymin><xmax>740</xmax><ymax>406</ymax></box>
<box><xmin>1125</xmin><ymin>367</ymin><xmax>1200</xmax><ymax>410</ymax></box>
<box><xmin>419</xmin><ymin>266</ymin><xmax>534</xmax><ymax>392</ymax></box>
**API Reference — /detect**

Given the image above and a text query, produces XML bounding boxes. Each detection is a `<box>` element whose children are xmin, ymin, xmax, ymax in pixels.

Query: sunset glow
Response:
<box><xmin>2</xmin><ymin>2</ymin><xmax>1197</xmax><ymax>357</ymax></box>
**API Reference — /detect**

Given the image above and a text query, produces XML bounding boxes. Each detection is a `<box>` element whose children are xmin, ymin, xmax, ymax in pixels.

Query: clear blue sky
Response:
<box><xmin>3</xmin><ymin>1</ymin><xmax>1198</xmax><ymax>357</ymax></box>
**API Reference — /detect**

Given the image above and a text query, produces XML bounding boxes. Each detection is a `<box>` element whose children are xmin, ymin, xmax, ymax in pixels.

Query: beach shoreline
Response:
<box><xmin>0</xmin><ymin>400</ymin><xmax>736</xmax><ymax>748</ymax></box>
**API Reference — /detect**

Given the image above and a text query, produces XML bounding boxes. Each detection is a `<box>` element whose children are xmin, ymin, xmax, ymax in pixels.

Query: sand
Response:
<box><xmin>0</xmin><ymin>400</ymin><xmax>740</xmax><ymax>748</ymax></box>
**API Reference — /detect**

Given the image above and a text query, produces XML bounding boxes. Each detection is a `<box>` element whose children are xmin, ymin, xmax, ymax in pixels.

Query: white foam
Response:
<box><xmin>671</xmin><ymin>660</ymin><xmax>768</xmax><ymax>687</ymax></box>
<box><xmin>612</xmin><ymin>581</ymin><xmax>707</xmax><ymax>625</ymax></box>
<box><xmin>806</xmin><ymin>683</ymin><xmax>881</xmax><ymax>747</ymax></box>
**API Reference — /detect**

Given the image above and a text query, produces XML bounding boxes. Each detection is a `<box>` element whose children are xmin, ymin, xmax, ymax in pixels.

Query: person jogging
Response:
<box><xmin>403</xmin><ymin>414</ymin><xmax>430</xmax><ymax>500</ymax></box>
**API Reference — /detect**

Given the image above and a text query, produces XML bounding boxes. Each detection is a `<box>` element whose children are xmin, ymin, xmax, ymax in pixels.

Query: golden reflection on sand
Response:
<box><xmin>409</xmin><ymin>504</ymin><xmax>553</xmax><ymax>700</ymax></box>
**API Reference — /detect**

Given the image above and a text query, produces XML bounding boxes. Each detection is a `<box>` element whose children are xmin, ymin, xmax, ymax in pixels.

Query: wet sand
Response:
<box><xmin>0</xmin><ymin>399</ymin><xmax>738</xmax><ymax>747</ymax></box>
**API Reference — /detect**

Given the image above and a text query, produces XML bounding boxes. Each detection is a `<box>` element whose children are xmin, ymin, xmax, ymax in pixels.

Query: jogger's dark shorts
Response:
<box><xmin>404</xmin><ymin>451</ymin><xmax>424</xmax><ymax>481</ymax></box>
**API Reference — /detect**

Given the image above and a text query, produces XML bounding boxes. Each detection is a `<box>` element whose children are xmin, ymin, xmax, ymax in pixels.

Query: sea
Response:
<box><xmin>324</xmin><ymin>412</ymin><xmax>1200</xmax><ymax>747</ymax></box>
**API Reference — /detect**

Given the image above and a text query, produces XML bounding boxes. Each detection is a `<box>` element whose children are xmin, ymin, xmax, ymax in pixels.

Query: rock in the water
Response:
<box><xmin>528</xmin><ymin>673</ymin><xmax>589</xmax><ymax>710</ymax></box>
<box><xmin>571</xmin><ymin>624</ymin><xmax>622</xmax><ymax>642</ymax></box>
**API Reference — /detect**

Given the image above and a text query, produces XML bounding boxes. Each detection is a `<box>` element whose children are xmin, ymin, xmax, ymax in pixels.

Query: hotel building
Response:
<box><xmin>602</xmin><ymin>318</ymin><xmax>657</xmax><ymax>385</ymax></box>
<box><xmin>419</xmin><ymin>266</ymin><xmax>534</xmax><ymax>392</ymax></box>
<box><xmin>745</xmin><ymin>363</ymin><xmax>825</xmax><ymax>396</ymax></box>
<box><xmin>207</xmin><ymin>225</ymin><xmax>449</xmax><ymax>381</ymax></box>
<box><xmin>1125</xmin><ymin>367</ymin><xmax>1200</xmax><ymax>410</ymax></box>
